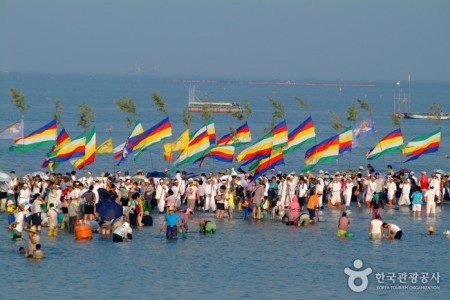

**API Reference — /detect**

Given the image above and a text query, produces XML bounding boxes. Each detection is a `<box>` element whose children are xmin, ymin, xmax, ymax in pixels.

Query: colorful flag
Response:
<box><xmin>339</xmin><ymin>126</ymin><xmax>353</xmax><ymax>155</ymax></box>
<box><xmin>196</xmin><ymin>145</ymin><xmax>235</xmax><ymax>165</ymax></box>
<box><xmin>42</xmin><ymin>127</ymin><xmax>71</xmax><ymax>170</ymax></box>
<box><xmin>206</xmin><ymin>119</ymin><xmax>216</xmax><ymax>144</ymax></box>
<box><xmin>130</xmin><ymin>118</ymin><xmax>172</xmax><ymax>152</ymax></box>
<box><xmin>116</xmin><ymin>121</ymin><xmax>144</xmax><ymax>165</ymax></box>
<box><xmin>272</xmin><ymin>120</ymin><xmax>288</xmax><ymax>149</ymax></box>
<box><xmin>164</xmin><ymin>129</ymin><xmax>189</xmax><ymax>153</ymax></box>
<box><xmin>283</xmin><ymin>116</ymin><xmax>316</xmax><ymax>154</ymax></box>
<box><xmin>236</xmin><ymin>132</ymin><xmax>273</xmax><ymax>165</ymax></box>
<box><xmin>403</xmin><ymin>129</ymin><xmax>441</xmax><ymax>163</ymax></box>
<box><xmin>47</xmin><ymin>133</ymin><xmax>85</xmax><ymax>163</ymax></box>
<box><xmin>0</xmin><ymin>119</ymin><xmax>24</xmax><ymax>139</ymax></box>
<box><xmin>96</xmin><ymin>138</ymin><xmax>113</xmax><ymax>154</ymax></box>
<box><xmin>366</xmin><ymin>128</ymin><xmax>403</xmax><ymax>160</ymax></box>
<box><xmin>217</xmin><ymin>122</ymin><xmax>251</xmax><ymax>146</ymax></box>
<box><xmin>251</xmin><ymin>148</ymin><xmax>285</xmax><ymax>179</ymax></box>
<box><xmin>352</xmin><ymin>118</ymin><xmax>375</xmax><ymax>148</ymax></box>
<box><xmin>9</xmin><ymin>119</ymin><xmax>57</xmax><ymax>151</ymax></box>
<box><xmin>303</xmin><ymin>135</ymin><xmax>340</xmax><ymax>171</ymax></box>
<box><xmin>173</xmin><ymin>124</ymin><xmax>211</xmax><ymax>166</ymax></box>
<box><xmin>131</xmin><ymin>118</ymin><xmax>172</xmax><ymax>160</ymax></box>
<box><xmin>72</xmin><ymin>127</ymin><xmax>96</xmax><ymax>169</ymax></box>
<box><xmin>113</xmin><ymin>142</ymin><xmax>126</xmax><ymax>160</ymax></box>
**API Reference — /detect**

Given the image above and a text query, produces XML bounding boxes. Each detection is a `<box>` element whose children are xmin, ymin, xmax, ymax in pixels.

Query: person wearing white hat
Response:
<box><xmin>429</xmin><ymin>173</ymin><xmax>441</xmax><ymax>203</ymax></box>
<box><xmin>344</xmin><ymin>176</ymin><xmax>354</xmax><ymax>208</ymax></box>
<box><xmin>171</xmin><ymin>179</ymin><xmax>181</xmax><ymax>208</ymax></box>
<box><xmin>398</xmin><ymin>178</ymin><xmax>411</xmax><ymax>206</ymax></box>
<box><xmin>25</xmin><ymin>225</ymin><xmax>40</xmax><ymax>257</ymax></box>
<box><xmin>156</xmin><ymin>179</ymin><xmax>167</xmax><ymax>214</ymax></box>
<box><xmin>204</xmin><ymin>178</ymin><xmax>217</xmax><ymax>213</ymax></box>
<box><xmin>329</xmin><ymin>176</ymin><xmax>342</xmax><ymax>209</ymax></box>
<box><xmin>48</xmin><ymin>184</ymin><xmax>62</xmax><ymax>209</ymax></box>
<box><xmin>185</xmin><ymin>178</ymin><xmax>198</xmax><ymax>210</ymax></box>
<box><xmin>385</xmin><ymin>176</ymin><xmax>397</xmax><ymax>206</ymax></box>
<box><xmin>315</xmin><ymin>171</ymin><xmax>325</xmax><ymax>208</ymax></box>
<box><xmin>9</xmin><ymin>204</ymin><xmax>25</xmax><ymax>240</ymax></box>
<box><xmin>364</xmin><ymin>176</ymin><xmax>377</xmax><ymax>208</ymax></box>
<box><xmin>18</xmin><ymin>183</ymin><xmax>31</xmax><ymax>206</ymax></box>
<box><xmin>424</xmin><ymin>186</ymin><xmax>437</xmax><ymax>217</ymax></box>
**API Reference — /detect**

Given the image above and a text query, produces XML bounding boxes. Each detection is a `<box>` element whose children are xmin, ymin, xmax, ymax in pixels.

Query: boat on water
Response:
<box><xmin>403</xmin><ymin>112</ymin><xmax>450</xmax><ymax>120</ymax></box>
<box><xmin>187</xmin><ymin>86</ymin><xmax>242</xmax><ymax>113</ymax></box>
<box><xmin>393</xmin><ymin>76</ymin><xmax>448</xmax><ymax>120</ymax></box>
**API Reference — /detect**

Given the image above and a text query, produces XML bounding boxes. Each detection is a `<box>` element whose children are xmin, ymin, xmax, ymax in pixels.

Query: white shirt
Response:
<box><xmin>18</xmin><ymin>188</ymin><xmax>31</xmax><ymax>205</ymax></box>
<box><xmin>14</xmin><ymin>211</ymin><xmax>25</xmax><ymax>233</ymax></box>
<box><xmin>298</xmin><ymin>183</ymin><xmax>308</xmax><ymax>198</ymax></box>
<box><xmin>370</xmin><ymin>219</ymin><xmax>383</xmax><ymax>234</ymax></box>
<box><xmin>425</xmin><ymin>189</ymin><xmax>436</xmax><ymax>203</ymax></box>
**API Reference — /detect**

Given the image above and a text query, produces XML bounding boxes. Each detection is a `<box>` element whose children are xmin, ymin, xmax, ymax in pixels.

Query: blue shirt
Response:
<box><xmin>411</xmin><ymin>191</ymin><xmax>423</xmax><ymax>205</ymax></box>
<box><xmin>165</xmin><ymin>213</ymin><xmax>179</xmax><ymax>226</ymax></box>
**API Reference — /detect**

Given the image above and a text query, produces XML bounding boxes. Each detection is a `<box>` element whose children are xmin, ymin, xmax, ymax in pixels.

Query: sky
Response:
<box><xmin>1</xmin><ymin>0</ymin><xmax>450</xmax><ymax>81</ymax></box>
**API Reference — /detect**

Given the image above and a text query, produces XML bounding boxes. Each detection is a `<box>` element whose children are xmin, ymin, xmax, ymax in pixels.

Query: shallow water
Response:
<box><xmin>1</xmin><ymin>203</ymin><xmax>449</xmax><ymax>299</ymax></box>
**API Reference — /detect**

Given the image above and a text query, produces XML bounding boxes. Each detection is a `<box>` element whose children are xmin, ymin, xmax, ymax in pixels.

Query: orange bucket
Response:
<box><xmin>75</xmin><ymin>224</ymin><xmax>92</xmax><ymax>240</ymax></box>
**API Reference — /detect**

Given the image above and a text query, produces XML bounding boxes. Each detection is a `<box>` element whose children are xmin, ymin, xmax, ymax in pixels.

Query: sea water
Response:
<box><xmin>0</xmin><ymin>73</ymin><xmax>449</xmax><ymax>176</ymax></box>
<box><xmin>0</xmin><ymin>205</ymin><xmax>449</xmax><ymax>299</ymax></box>
<box><xmin>0</xmin><ymin>73</ymin><xmax>449</xmax><ymax>299</ymax></box>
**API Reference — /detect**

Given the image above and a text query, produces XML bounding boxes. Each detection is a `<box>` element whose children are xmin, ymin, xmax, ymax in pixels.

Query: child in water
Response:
<box><xmin>242</xmin><ymin>195</ymin><xmax>252</xmax><ymax>220</ymax></box>
<box><xmin>160</xmin><ymin>206</ymin><xmax>179</xmax><ymax>239</ymax></box>
<box><xmin>33</xmin><ymin>244</ymin><xmax>44</xmax><ymax>259</ymax></box>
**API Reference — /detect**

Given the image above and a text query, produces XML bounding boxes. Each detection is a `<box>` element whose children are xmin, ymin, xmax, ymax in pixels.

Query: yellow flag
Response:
<box><xmin>164</xmin><ymin>129</ymin><xmax>189</xmax><ymax>153</ymax></box>
<box><xmin>96</xmin><ymin>138</ymin><xmax>113</xmax><ymax>154</ymax></box>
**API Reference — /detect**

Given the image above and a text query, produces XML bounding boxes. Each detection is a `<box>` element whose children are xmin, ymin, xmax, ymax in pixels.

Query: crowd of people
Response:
<box><xmin>2</xmin><ymin>164</ymin><xmax>449</xmax><ymax>257</ymax></box>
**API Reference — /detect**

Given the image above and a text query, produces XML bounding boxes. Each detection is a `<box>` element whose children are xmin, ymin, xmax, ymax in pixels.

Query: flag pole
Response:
<box><xmin>20</xmin><ymin>114</ymin><xmax>25</xmax><ymax>177</ymax></box>
<box><xmin>149</xmin><ymin>148</ymin><xmax>154</xmax><ymax>170</ymax></box>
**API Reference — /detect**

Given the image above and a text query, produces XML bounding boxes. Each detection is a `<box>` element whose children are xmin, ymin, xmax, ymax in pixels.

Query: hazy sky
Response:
<box><xmin>1</xmin><ymin>0</ymin><xmax>449</xmax><ymax>81</ymax></box>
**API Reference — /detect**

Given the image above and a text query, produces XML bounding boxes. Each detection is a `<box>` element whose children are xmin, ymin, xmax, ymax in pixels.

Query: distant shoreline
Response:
<box><xmin>177</xmin><ymin>79</ymin><xmax>375</xmax><ymax>87</ymax></box>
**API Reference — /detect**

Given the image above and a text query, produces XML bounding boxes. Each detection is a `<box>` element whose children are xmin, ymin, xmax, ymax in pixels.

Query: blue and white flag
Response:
<box><xmin>352</xmin><ymin>118</ymin><xmax>376</xmax><ymax>148</ymax></box>
<box><xmin>0</xmin><ymin>119</ymin><xmax>24</xmax><ymax>139</ymax></box>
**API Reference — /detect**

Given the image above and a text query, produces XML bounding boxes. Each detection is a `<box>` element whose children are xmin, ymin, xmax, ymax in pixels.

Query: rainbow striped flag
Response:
<box><xmin>302</xmin><ymin>134</ymin><xmax>340</xmax><ymax>171</ymax></box>
<box><xmin>48</xmin><ymin>132</ymin><xmax>85</xmax><ymax>163</ymax></box>
<box><xmin>403</xmin><ymin>129</ymin><xmax>441</xmax><ymax>163</ymax></box>
<box><xmin>251</xmin><ymin>148</ymin><xmax>285</xmax><ymax>179</ymax></box>
<box><xmin>131</xmin><ymin>117</ymin><xmax>172</xmax><ymax>160</ymax></box>
<box><xmin>9</xmin><ymin>119</ymin><xmax>57</xmax><ymax>151</ymax></box>
<box><xmin>42</xmin><ymin>127</ymin><xmax>72</xmax><ymax>170</ymax></box>
<box><xmin>196</xmin><ymin>145</ymin><xmax>235</xmax><ymax>166</ymax></box>
<box><xmin>174</xmin><ymin>124</ymin><xmax>211</xmax><ymax>166</ymax></box>
<box><xmin>283</xmin><ymin>116</ymin><xmax>316</xmax><ymax>154</ymax></box>
<box><xmin>236</xmin><ymin>132</ymin><xmax>273</xmax><ymax>166</ymax></box>
<box><xmin>272</xmin><ymin>120</ymin><xmax>288</xmax><ymax>149</ymax></box>
<box><xmin>72</xmin><ymin>127</ymin><xmax>96</xmax><ymax>169</ymax></box>
<box><xmin>217</xmin><ymin>122</ymin><xmax>251</xmax><ymax>146</ymax></box>
<box><xmin>339</xmin><ymin>126</ymin><xmax>353</xmax><ymax>155</ymax></box>
<box><xmin>366</xmin><ymin>128</ymin><xmax>403</xmax><ymax>160</ymax></box>
<box><xmin>206</xmin><ymin>119</ymin><xmax>216</xmax><ymax>144</ymax></box>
